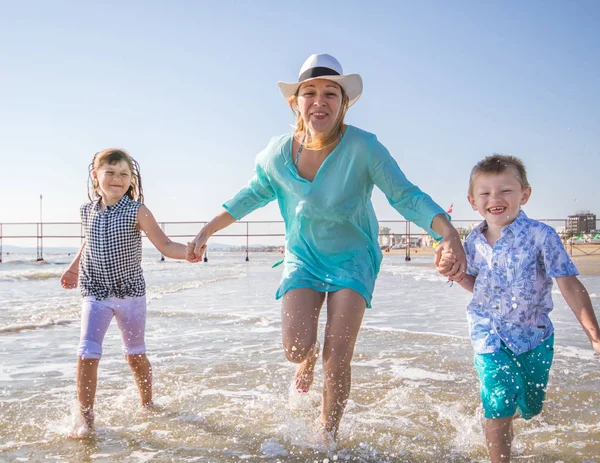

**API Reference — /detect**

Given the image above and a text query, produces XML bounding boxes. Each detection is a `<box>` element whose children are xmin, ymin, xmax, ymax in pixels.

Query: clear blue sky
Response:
<box><xmin>1</xmin><ymin>0</ymin><xmax>599</xmax><ymax>227</ymax></box>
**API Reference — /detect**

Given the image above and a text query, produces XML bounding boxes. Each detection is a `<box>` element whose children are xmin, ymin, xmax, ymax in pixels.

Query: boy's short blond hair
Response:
<box><xmin>469</xmin><ymin>154</ymin><xmax>530</xmax><ymax>196</ymax></box>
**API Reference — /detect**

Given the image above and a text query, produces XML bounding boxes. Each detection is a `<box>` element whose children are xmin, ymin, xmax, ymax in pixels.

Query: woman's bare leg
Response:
<box><xmin>281</xmin><ymin>288</ymin><xmax>326</xmax><ymax>392</ymax></box>
<box><xmin>321</xmin><ymin>289</ymin><xmax>366</xmax><ymax>438</ymax></box>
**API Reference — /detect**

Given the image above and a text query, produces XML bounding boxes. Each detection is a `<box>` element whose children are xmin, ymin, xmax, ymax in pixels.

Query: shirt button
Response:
<box><xmin>494</xmin><ymin>305</ymin><xmax>500</xmax><ymax>310</ymax></box>
<box><xmin>494</xmin><ymin>285</ymin><xmax>500</xmax><ymax>290</ymax></box>
<box><xmin>493</xmin><ymin>262</ymin><xmax>498</xmax><ymax>267</ymax></box>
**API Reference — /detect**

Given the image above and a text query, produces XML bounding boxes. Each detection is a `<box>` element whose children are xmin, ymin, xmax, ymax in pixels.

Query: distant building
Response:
<box><xmin>566</xmin><ymin>212</ymin><xmax>596</xmax><ymax>235</ymax></box>
<box><xmin>378</xmin><ymin>226</ymin><xmax>392</xmax><ymax>248</ymax></box>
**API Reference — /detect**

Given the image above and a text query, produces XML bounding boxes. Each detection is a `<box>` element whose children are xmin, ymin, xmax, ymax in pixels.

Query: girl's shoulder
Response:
<box><xmin>80</xmin><ymin>201</ymin><xmax>96</xmax><ymax>217</ymax></box>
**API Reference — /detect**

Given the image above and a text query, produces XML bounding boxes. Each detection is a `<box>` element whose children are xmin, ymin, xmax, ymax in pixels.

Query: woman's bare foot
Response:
<box><xmin>295</xmin><ymin>341</ymin><xmax>320</xmax><ymax>393</ymax></box>
<box><xmin>69</xmin><ymin>408</ymin><xmax>94</xmax><ymax>439</ymax></box>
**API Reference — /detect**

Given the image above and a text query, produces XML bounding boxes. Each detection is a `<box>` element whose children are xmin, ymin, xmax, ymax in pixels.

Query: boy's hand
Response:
<box><xmin>436</xmin><ymin>249</ymin><xmax>457</xmax><ymax>275</ymax></box>
<box><xmin>60</xmin><ymin>270</ymin><xmax>78</xmax><ymax>290</ymax></box>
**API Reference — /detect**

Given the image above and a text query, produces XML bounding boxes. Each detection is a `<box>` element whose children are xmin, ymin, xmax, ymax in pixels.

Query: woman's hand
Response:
<box><xmin>435</xmin><ymin>249</ymin><xmax>457</xmax><ymax>276</ymax></box>
<box><xmin>434</xmin><ymin>236</ymin><xmax>466</xmax><ymax>282</ymax></box>
<box><xmin>61</xmin><ymin>270</ymin><xmax>79</xmax><ymax>289</ymax></box>
<box><xmin>188</xmin><ymin>232</ymin><xmax>209</xmax><ymax>263</ymax></box>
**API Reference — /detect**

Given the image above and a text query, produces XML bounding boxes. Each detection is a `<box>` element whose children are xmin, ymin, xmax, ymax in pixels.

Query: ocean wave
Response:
<box><xmin>361</xmin><ymin>324</ymin><xmax>470</xmax><ymax>342</ymax></box>
<box><xmin>0</xmin><ymin>318</ymin><xmax>76</xmax><ymax>334</ymax></box>
<box><xmin>147</xmin><ymin>272</ymin><xmax>247</xmax><ymax>300</ymax></box>
<box><xmin>0</xmin><ymin>271</ymin><xmax>62</xmax><ymax>282</ymax></box>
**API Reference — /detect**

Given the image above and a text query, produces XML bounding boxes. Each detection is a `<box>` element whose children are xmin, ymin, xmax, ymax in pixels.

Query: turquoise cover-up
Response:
<box><xmin>223</xmin><ymin>125</ymin><xmax>447</xmax><ymax>307</ymax></box>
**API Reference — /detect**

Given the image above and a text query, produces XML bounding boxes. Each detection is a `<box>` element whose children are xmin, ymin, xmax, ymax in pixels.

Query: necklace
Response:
<box><xmin>294</xmin><ymin>134</ymin><xmax>306</xmax><ymax>166</ymax></box>
<box><xmin>294</xmin><ymin>131</ymin><xmax>343</xmax><ymax>166</ymax></box>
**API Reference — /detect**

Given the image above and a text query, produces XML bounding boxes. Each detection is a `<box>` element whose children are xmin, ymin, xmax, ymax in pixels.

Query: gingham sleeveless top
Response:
<box><xmin>79</xmin><ymin>195</ymin><xmax>145</xmax><ymax>299</ymax></box>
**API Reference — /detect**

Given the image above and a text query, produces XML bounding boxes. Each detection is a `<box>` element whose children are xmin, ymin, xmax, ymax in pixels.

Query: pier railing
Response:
<box><xmin>0</xmin><ymin>218</ymin><xmax>597</xmax><ymax>263</ymax></box>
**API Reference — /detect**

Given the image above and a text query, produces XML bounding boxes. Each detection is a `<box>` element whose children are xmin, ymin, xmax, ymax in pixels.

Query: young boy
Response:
<box><xmin>437</xmin><ymin>154</ymin><xmax>600</xmax><ymax>463</ymax></box>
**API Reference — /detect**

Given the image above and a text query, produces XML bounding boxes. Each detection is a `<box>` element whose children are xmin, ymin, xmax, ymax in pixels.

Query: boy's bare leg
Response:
<box><xmin>485</xmin><ymin>417</ymin><xmax>514</xmax><ymax>463</ymax></box>
<box><xmin>72</xmin><ymin>357</ymin><xmax>99</xmax><ymax>438</ymax></box>
<box><xmin>321</xmin><ymin>289</ymin><xmax>366</xmax><ymax>439</ymax></box>
<box><xmin>281</xmin><ymin>288</ymin><xmax>326</xmax><ymax>392</ymax></box>
<box><xmin>126</xmin><ymin>354</ymin><xmax>153</xmax><ymax>406</ymax></box>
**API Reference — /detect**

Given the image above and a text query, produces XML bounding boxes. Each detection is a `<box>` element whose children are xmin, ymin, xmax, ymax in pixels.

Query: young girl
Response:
<box><xmin>60</xmin><ymin>148</ymin><xmax>193</xmax><ymax>438</ymax></box>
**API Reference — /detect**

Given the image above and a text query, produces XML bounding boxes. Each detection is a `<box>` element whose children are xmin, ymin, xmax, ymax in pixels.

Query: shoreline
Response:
<box><xmin>384</xmin><ymin>245</ymin><xmax>600</xmax><ymax>276</ymax></box>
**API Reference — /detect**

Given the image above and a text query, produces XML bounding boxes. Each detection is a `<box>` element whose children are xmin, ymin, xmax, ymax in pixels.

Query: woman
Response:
<box><xmin>189</xmin><ymin>53</ymin><xmax>466</xmax><ymax>439</ymax></box>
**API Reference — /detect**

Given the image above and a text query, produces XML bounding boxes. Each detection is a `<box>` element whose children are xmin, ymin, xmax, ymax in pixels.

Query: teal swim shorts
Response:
<box><xmin>474</xmin><ymin>334</ymin><xmax>554</xmax><ymax>420</ymax></box>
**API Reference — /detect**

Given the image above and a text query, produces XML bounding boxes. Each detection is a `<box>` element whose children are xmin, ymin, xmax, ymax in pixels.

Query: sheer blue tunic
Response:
<box><xmin>223</xmin><ymin>125</ymin><xmax>447</xmax><ymax>307</ymax></box>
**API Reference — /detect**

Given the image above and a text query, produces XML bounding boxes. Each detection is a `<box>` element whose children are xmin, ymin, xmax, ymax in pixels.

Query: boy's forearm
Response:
<box><xmin>559</xmin><ymin>277</ymin><xmax>600</xmax><ymax>344</ymax></box>
<box><xmin>570</xmin><ymin>300</ymin><xmax>600</xmax><ymax>345</ymax></box>
<box><xmin>456</xmin><ymin>274</ymin><xmax>475</xmax><ymax>292</ymax></box>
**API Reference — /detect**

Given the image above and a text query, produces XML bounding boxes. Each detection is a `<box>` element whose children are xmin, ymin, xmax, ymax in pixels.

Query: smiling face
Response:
<box><xmin>468</xmin><ymin>167</ymin><xmax>532</xmax><ymax>229</ymax></box>
<box><xmin>296</xmin><ymin>79</ymin><xmax>343</xmax><ymax>138</ymax></box>
<box><xmin>93</xmin><ymin>160</ymin><xmax>132</xmax><ymax>206</ymax></box>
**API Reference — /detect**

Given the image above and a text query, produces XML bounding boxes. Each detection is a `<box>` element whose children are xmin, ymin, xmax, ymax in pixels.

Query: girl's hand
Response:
<box><xmin>186</xmin><ymin>242</ymin><xmax>201</xmax><ymax>263</ymax></box>
<box><xmin>61</xmin><ymin>270</ymin><xmax>79</xmax><ymax>290</ymax></box>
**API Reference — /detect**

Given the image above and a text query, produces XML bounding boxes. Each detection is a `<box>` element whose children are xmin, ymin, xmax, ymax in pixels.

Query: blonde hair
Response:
<box><xmin>286</xmin><ymin>81</ymin><xmax>350</xmax><ymax>150</ymax></box>
<box><xmin>88</xmin><ymin>148</ymin><xmax>144</xmax><ymax>202</ymax></box>
<box><xmin>469</xmin><ymin>154</ymin><xmax>530</xmax><ymax>196</ymax></box>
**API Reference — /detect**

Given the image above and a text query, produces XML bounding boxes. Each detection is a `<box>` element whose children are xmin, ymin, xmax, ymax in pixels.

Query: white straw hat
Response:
<box><xmin>277</xmin><ymin>54</ymin><xmax>363</xmax><ymax>107</ymax></box>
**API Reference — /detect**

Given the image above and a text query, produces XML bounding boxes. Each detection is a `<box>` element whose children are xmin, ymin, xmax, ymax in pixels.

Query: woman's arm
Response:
<box><xmin>431</xmin><ymin>214</ymin><xmax>467</xmax><ymax>281</ymax></box>
<box><xmin>367</xmin><ymin>138</ymin><xmax>466</xmax><ymax>280</ymax></box>
<box><xmin>137</xmin><ymin>205</ymin><xmax>189</xmax><ymax>260</ymax></box>
<box><xmin>189</xmin><ymin>210</ymin><xmax>237</xmax><ymax>262</ymax></box>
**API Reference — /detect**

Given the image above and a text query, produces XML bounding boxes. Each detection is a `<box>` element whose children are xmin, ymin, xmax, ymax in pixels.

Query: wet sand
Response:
<box><xmin>385</xmin><ymin>244</ymin><xmax>600</xmax><ymax>276</ymax></box>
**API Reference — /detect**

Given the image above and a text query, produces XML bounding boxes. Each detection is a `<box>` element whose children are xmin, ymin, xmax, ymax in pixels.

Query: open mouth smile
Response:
<box><xmin>488</xmin><ymin>206</ymin><xmax>507</xmax><ymax>215</ymax></box>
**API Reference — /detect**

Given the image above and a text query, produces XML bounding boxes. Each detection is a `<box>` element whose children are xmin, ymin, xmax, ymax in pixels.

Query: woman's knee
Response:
<box><xmin>282</xmin><ymin>336</ymin><xmax>317</xmax><ymax>363</ymax></box>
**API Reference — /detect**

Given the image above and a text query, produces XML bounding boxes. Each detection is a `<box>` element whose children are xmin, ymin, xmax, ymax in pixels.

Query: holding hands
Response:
<box><xmin>186</xmin><ymin>238</ymin><xmax>206</xmax><ymax>263</ymax></box>
<box><xmin>434</xmin><ymin>236</ymin><xmax>467</xmax><ymax>282</ymax></box>
<box><xmin>187</xmin><ymin>211</ymin><xmax>237</xmax><ymax>263</ymax></box>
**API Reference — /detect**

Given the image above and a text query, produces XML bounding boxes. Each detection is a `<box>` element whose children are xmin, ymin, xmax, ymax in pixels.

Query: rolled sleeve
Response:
<box><xmin>368</xmin><ymin>138</ymin><xmax>447</xmax><ymax>240</ymax></box>
<box><xmin>222</xmin><ymin>164</ymin><xmax>276</xmax><ymax>220</ymax></box>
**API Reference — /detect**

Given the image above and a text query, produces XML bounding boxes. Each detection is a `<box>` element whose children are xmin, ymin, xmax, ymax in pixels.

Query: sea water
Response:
<box><xmin>0</xmin><ymin>251</ymin><xmax>598</xmax><ymax>462</ymax></box>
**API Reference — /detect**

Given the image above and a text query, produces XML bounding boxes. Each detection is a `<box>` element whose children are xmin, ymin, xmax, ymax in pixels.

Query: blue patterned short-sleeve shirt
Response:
<box><xmin>464</xmin><ymin>211</ymin><xmax>578</xmax><ymax>355</ymax></box>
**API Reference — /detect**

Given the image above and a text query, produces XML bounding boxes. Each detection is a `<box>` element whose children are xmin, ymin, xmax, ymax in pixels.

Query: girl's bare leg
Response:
<box><xmin>126</xmin><ymin>354</ymin><xmax>153</xmax><ymax>406</ymax></box>
<box><xmin>71</xmin><ymin>357</ymin><xmax>99</xmax><ymax>438</ymax></box>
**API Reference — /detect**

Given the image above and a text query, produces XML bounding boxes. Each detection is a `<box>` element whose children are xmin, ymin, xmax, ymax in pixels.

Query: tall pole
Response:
<box><xmin>245</xmin><ymin>222</ymin><xmax>249</xmax><ymax>261</ymax></box>
<box><xmin>37</xmin><ymin>194</ymin><xmax>43</xmax><ymax>261</ymax></box>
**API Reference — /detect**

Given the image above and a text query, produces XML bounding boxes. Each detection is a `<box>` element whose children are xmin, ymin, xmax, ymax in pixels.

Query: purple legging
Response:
<box><xmin>77</xmin><ymin>295</ymin><xmax>147</xmax><ymax>359</ymax></box>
